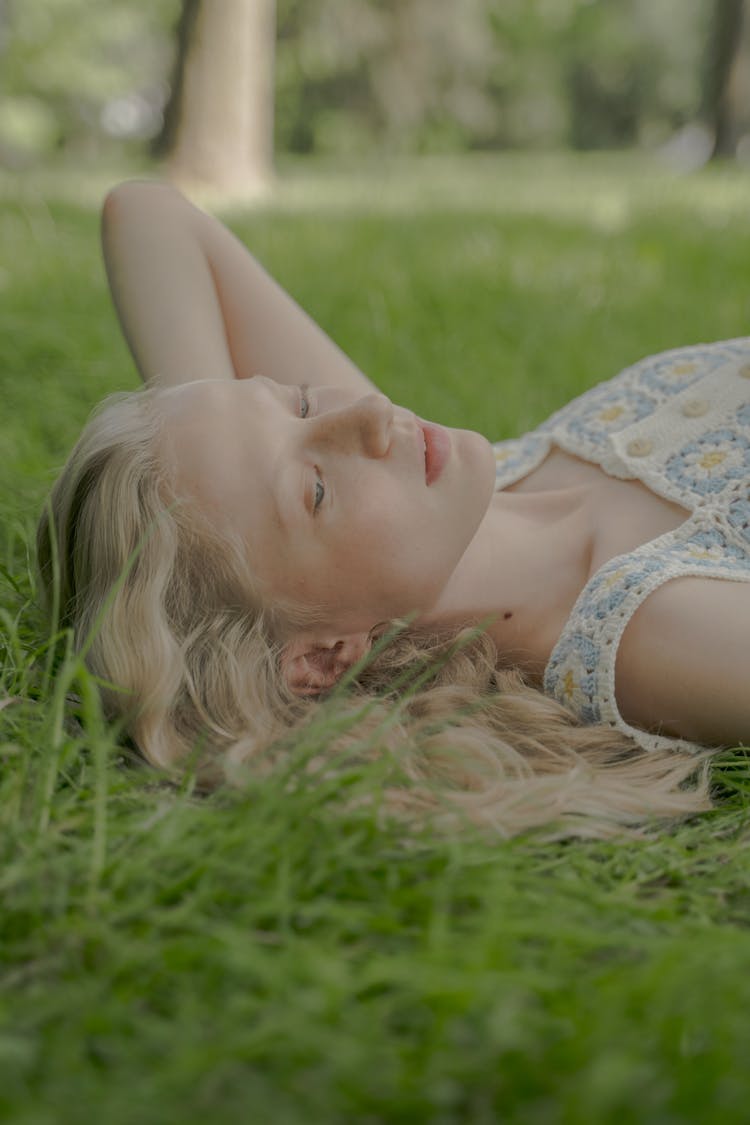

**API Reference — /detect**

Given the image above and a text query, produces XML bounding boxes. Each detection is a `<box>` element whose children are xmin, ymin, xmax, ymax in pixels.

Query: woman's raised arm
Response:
<box><xmin>101</xmin><ymin>180</ymin><xmax>375</xmax><ymax>393</ymax></box>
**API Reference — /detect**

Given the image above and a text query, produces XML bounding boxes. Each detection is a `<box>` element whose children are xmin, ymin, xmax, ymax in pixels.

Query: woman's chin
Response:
<box><xmin>460</xmin><ymin>428</ymin><xmax>497</xmax><ymax>503</ymax></box>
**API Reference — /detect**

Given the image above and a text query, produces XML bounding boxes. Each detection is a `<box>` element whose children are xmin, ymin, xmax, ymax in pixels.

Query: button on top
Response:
<box><xmin>626</xmin><ymin>437</ymin><xmax>653</xmax><ymax>457</ymax></box>
<box><xmin>681</xmin><ymin>398</ymin><xmax>709</xmax><ymax>418</ymax></box>
<box><xmin>739</xmin><ymin>363</ymin><xmax>750</xmax><ymax>379</ymax></box>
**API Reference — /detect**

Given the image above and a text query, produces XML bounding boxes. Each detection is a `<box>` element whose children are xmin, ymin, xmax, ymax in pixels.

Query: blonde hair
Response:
<box><xmin>37</xmin><ymin>388</ymin><xmax>715</xmax><ymax>839</ymax></box>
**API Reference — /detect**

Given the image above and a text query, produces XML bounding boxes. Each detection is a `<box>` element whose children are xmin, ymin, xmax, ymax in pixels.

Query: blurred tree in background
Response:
<box><xmin>0</xmin><ymin>0</ymin><xmax>176</xmax><ymax>165</ymax></box>
<box><xmin>1</xmin><ymin>0</ymin><xmax>749</xmax><ymax>172</ymax></box>
<box><xmin>703</xmin><ymin>0</ymin><xmax>748</xmax><ymax>158</ymax></box>
<box><xmin>273</xmin><ymin>0</ymin><xmax>712</xmax><ymax>155</ymax></box>
<box><xmin>275</xmin><ymin>0</ymin><xmax>499</xmax><ymax>154</ymax></box>
<box><xmin>158</xmin><ymin>0</ymin><xmax>275</xmax><ymax>191</ymax></box>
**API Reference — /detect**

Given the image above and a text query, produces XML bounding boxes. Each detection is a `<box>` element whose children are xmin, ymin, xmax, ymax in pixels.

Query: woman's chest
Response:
<box><xmin>508</xmin><ymin>447</ymin><xmax>691</xmax><ymax>580</ymax></box>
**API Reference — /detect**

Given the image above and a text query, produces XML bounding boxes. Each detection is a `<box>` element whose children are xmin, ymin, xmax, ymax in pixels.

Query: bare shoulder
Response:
<box><xmin>615</xmin><ymin>576</ymin><xmax>750</xmax><ymax>746</ymax></box>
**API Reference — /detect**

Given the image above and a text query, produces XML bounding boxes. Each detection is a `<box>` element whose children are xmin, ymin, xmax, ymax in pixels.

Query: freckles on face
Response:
<box><xmin>274</xmin><ymin>430</ymin><xmax>495</xmax><ymax>629</ymax></box>
<box><xmin>157</xmin><ymin>377</ymin><xmax>497</xmax><ymax>631</ymax></box>
<box><xmin>264</xmin><ymin>480</ymin><xmax>413</xmax><ymax>616</ymax></box>
<box><xmin>156</xmin><ymin>378</ymin><xmax>285</xmax><ymax>561</ymax></box>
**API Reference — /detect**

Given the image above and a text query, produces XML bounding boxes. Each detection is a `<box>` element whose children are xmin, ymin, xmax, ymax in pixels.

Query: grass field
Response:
<box><xmin>2</xmin><ymin>153</ymin><xmax>750</xmax><ymax>1124</ymax></box>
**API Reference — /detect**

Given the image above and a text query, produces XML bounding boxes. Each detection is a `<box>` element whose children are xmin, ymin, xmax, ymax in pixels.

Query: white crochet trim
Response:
<box><xmin>549</xmin><ymin>524</ymin><xmax>749</xmax><ymax>755</ymax></box>
<box><xmin>495</xmin><ymin>339</ymin><xmax>750</xmax><ymax>751</ymax></box>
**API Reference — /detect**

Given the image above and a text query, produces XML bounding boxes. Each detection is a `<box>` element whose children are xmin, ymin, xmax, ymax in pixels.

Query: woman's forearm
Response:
<box><xmin>102</xmin><ymin>181</ymin><xmax>238</xmax><ymax>386</ymax></box>
<box><xmin>101</xmin><ymin>180</ymin><xmax>374</xmax><ymax>393</ymax></box>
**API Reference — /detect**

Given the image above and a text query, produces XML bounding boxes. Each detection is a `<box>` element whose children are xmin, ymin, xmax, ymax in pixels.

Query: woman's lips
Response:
<box><xmin>419</xmin><ymin>421</ymin><xmax>450</xmax><ymax>485</ymax></box>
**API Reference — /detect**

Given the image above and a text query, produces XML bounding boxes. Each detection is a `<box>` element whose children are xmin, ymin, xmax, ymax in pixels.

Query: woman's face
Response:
<box><xmin>159</xmin><ymin>377</ymin><xmax>496</xmax><ymax>633</ymax></box>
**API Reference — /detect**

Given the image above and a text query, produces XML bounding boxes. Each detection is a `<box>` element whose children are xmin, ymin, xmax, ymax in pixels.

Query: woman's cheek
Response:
<box><xmin>354</xmin><ymin>492</ymin><xmax>404</xmax><ymax>547</ymax></box>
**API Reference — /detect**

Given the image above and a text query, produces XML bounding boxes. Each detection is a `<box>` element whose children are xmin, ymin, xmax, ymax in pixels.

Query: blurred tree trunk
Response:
<box><xmin>0</xmin><ymin>0</ymin><xmax>8</xmax><ymax>55</ymax></box>
<box><xmin>157</xmin><ymin>0</ymin><xmax>275</xmax><ymax>194</ymax></box>
<box><xmin>704</xmin><ymin>0</ymin><xmax>746</xmax><ymax>158</ymax></box>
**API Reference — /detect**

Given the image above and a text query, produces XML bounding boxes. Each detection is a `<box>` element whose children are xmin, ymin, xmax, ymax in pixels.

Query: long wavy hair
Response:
<box><xmin>36</xmin><ymin>388</ymin><xmax>715</xmax><ymax>838</ymax></box>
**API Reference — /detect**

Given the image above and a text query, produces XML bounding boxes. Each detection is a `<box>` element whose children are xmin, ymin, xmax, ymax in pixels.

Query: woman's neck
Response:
<box><xmin>419</xmin><ymin>486</ymin><xmax>594</xmax><ymax>679</ymax></box>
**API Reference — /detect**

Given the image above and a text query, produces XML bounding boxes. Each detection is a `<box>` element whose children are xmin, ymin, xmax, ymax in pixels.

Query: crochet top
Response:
<box><xmin>492</xmin><ymin>338</ymin><xmax>750</xmax><ymax>753</ymax></box>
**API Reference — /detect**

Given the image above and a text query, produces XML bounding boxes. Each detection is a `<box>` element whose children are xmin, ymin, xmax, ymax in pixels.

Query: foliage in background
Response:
<box><xmin>0</xmin><ymin>0</ymin><xmax>729</xmax><ymax>164</ymax></box>
<box><xmin>0</xmin><ymin>0</ymin><xmax>178</xmax><ymax>164</ymax></box>
<box><xmin>273</xmin><ymin>0</ymin><xmax>712</xmax><ymax>154</ymax></box>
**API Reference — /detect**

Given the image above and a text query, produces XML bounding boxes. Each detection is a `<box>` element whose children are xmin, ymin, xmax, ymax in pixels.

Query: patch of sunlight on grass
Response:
<box><xmin>5</xmin><ymin>152</ymin><xmax>750</xmax><ymax>232</ymax></box>
<box><xmin>264</xmin><ymin>152</ymin><xmax>750</xmax><ymax>232</ymax></box>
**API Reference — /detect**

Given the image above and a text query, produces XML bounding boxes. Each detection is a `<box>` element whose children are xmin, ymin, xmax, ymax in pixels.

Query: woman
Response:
<box><xmin>37</xmin><ymin>180</ymin><xmax>750</xmax><ymax>837</ymax></box>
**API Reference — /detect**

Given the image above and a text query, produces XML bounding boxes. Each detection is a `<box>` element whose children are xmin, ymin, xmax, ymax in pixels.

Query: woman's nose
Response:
<box><xmin>310</xmin><ymin>393</ymin><xmax>393</xmax><ymax>458</ymax></box>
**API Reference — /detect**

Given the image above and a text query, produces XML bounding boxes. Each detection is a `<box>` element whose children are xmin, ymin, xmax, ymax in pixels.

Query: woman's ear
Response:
<box><xmin>279</xmin><ymin>632</ymin><xmax>372</xmax><ymax>697</ymax></box>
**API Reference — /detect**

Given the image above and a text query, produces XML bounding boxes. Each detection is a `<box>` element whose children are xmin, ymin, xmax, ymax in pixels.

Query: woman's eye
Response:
<box><xmin>313</xmin><ymin>472</ymin><xmax>325</xmax><ymax>513</ymax></box>
<box><xmin>299</xmin><ymin>384</ymin><xmax>311</xmax><ymax>419</ymax></box>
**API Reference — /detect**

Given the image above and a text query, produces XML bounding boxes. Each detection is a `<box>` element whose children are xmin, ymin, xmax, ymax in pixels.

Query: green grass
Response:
<box><xmin>3</xmin><ymin>152</ymin><xmax>750</xmax><ymax>1124</ymax></box>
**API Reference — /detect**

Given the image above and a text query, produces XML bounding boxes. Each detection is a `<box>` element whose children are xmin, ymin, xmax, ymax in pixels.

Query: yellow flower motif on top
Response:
<box><xmin>602</xmin><ymin>567</ymin><xmax>627</xmax><ymax>590</ymax></box>
<box><xmin>494</xmin><ymin>448</ymin><xmax>510</xmax><ymax>462</ymax></box>
<box><xmin>670</xmin><ymin>362</ymin><xmax>697</xmax><ymax>377</ymax></box>
<box><xmin>699</xmin><ymin>450</ymin><xmax>727</xmax><ymax>471</ymax></box>
<box><xmin>561</xmin><ymin>669</ymin><xmax>578</xmax><ymax>699</ymax></box>
<box><xmin>558</xmin><ymin>665</ymin><xmax>589</xmax><ymax>713</ymax></box>
<box><xmin>679</xmin><ymin>442</ymin><xmax>743</xmax><ymax>483</ymax></box>
<box><xmin>687</xmin><ymin>545</ymin><xmax>723</xmax><ymax>561</ymax></box>
<box><xmin>598</xmin><ymin>405</ymin><xmax>625</xmax><ymax>423</ymax></box>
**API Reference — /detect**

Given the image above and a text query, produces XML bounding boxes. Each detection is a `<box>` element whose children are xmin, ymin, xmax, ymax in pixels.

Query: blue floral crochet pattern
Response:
<box><xmin>493</xmin><ymin>338</ymin><xmax>750</xmax><ymax>754</ymax></box>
